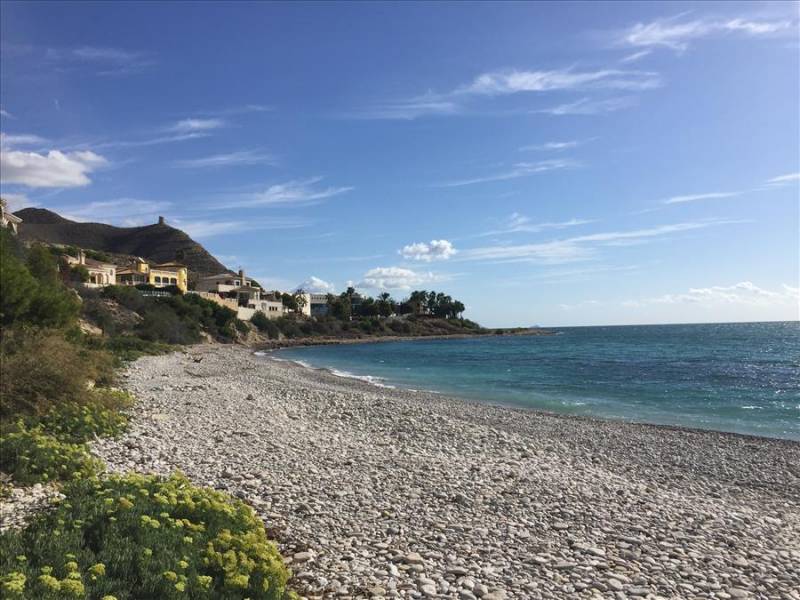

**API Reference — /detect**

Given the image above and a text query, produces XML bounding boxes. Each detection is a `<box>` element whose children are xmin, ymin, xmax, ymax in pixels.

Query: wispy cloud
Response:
<box><xmin>400</xmin><ymin>240</ymin><xmax>457</xmax><ymax>262</ymax></box>
<box><xmin>519</xmin><ymin>138</ymin><xmax>596</xmax><ymax>152</ymax></box>
<box><xmin>194</xmin><ymin>104</ymin><xmax>273</xmax><ymax>117</ymax></box>
<box><xmin>174</xmin><ymin>150</ymin><xmax>276</xmax><ymax>169</ymax></box>
<box><xmin>0</xmin><ymin>108</ymin><xmax>13</xmax><ymax>119</ymax></box>
<box><xmin>169</xmin><ymin>118</ymin><xmax>225</xmax><ymax>133</ymax></box>
<box><xmin>662</xmin><ymin>191</ymin><xmax>740</xmax><ymax>205</ymax></box>
<box><xmin>221</xmin><ymin>177</ymin><xmax>353</xmax><ymax>208</ymax></box>
<box><xmin>767</xmin><ymin>172</ymin><xmax>800</xmax><ymax>185</ymax></box>
<box><xmin>624</xmin><ymin>282</ymin><xmax>799</xmax><ymax>308</ymax></box>
<box><xmin>619</xmin><ymin>49</ymin><xmax>653</xmax><ymax>63</ymax></box>
<box><xmin>436</xmin><ymin>159</ymin><xmax>577</xmax><ymax>188</ymax></box>
<box><xmin>457</xmin><ymin>68</ymin><xmax>661</xmax><ymax>95</ymax></box>
<box><xmin>480</xmin><ymin>213</ymin><xmax>594</xmax><ymax>236</ymax></box>
<box><xmin>46</xmin><ymin>45</ymin><xmax>155</xmax><ymax>75</ymax></box>
<box><xmin>173</xmin><ymin>216</ymin><xmax>312</xmax><ymax>239</ymax></box>
<box><xmin>346</xmin><ymin>99</ymin><xmax>460</xmax><ymax>120</ymax></box>
<box><xmin>460</xmin><ymin>220</ymin><xmax>743</xmax><ymax>264</ymax></box>
<box><xmin>352</xmin><ymin>67</ymin><xmax>659</xmax><ymax>120</ymax></box>
<box><xmin>537</xmin><ymin>96</ymin><xmax>637</xmax><ymax>116</ymax></box>
<box><xmin>618</xmin><ymin>14</ymin><xmax>794</xmax><ymax>53</ymax></box>
<box><xmin>58</xmin><ymin>198</ymin><xmax>171</xmax><ymax>226</ymax></box>
<box><xmin>0</xmin><ymin>133</ymin><xmax>48</xmax><ymax>149</ymax></box>
<box><xmin>92</xmin><ymin>132</ymin><xmax>210</xmax><ymax>150</ymax></box>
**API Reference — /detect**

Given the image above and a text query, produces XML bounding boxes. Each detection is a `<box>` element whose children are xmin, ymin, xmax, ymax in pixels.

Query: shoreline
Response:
<box><xmin>265</xmin><ymin>352</ymin><xmax>800</xmax><ymax>445</ymax></box>
<box><xmin>93</xmin><ymin>345</ymin><xmax>800</xmax><ymax>599</ymax></box>
<box><xmin>252</xmin><ymin>327</ymin><xmax>555</xmax><ymax>351</ymax></box>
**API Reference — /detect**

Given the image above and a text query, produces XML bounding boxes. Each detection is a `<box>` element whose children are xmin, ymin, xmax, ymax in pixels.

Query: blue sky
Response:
<box><xmin>1</xmin><ymin>1</ymin><xmax>798</xmax><ymax>327</ymax></box>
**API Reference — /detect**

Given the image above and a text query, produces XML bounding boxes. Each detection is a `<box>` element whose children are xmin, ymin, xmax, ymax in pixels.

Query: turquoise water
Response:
<box><xmin>273</xmin><ymin>322</ymin><xmax>800</xmax><ymax>441</ymax></box>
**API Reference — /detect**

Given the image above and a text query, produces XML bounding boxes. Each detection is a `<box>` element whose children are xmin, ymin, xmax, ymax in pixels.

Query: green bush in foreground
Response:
<box><xmin>36</xmin><ymin>392</ymin><xmax>132</xmax><ymax>443</ymax></box>
<box><xmin>0</xmin><ymin>473</ymin><xmax>296</xmax><ymax>600</ymax></box>
<box><xmin>0</xmin><ymin>426</ymin><xmax>103</xmax><ymax>486</ymax></box>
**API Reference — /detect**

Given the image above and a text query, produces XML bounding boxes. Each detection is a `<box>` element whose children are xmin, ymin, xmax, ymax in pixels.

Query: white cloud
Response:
<box><xmin>480</xmin><ymin>213</ymin><xmax>594</xmax><ymax>236</ymax></box>
<box><xmin>169</xmin><ymin>118</ymin><xmax>225</xmax><ymax>133</ymax></box>
<box><xmin>619</xmin><ymin>15</ymin><xmax>793</xmax><ymax>52</ymax></box>
<box><xmin>0</xmin><ymin>149</ymin><xmax>107</xmax><ymax>188</ymax></box>
<box><xmin>458</xmin><ymin>68</ymin><xmax>661</xmax><ymax>95</ymax></box>
<box><xmin>662</xmin><ymin>191</ymin><xmax>740</xmax><ymax>205</ymax></box>
<box><xmin>519</xmin><ymin>139</ymin><xmax>593</xmax><ymax>152</ymax></box>
<box><xmin>767</xmin><ymin>172</ymin><xmax>800</xmax><ymax>184</ymax></box>
<box><xmin>224</xmin><ymin>177</ymin><xmax>353</xmax><ymax>208</ymax></box>
<box><xmin>359</xmin><ymin>267</ymin><xmax>441</xmax><ymax>290</ymax></box>
<box><xmin>538</xmin><ymin>96</ymin><xmax>638</xmax><ymax>116</ymax></box>
<box><xmin>437</xmin><ymin>159</ymin><xmax>577</xmax><ymax>187</ymax></box>
<box><xmin>0</xmin><ymin>108</ymin><xmax>12</xmax><ymax>118</ymax></box>
<box><xmin>400</xmin><ymin>239</ymin><xmax>457</xmax><ymax>262</ymax></box>
<box><xmin>626</xmin><ymin>282</ymin><xmax>799</xmax><ymax>308</ymax></box>
<box><xmin>174</xmin><ymin>150</ymin><xmax>276</xmax><ymax>168</ymax></box>
<box><xmin>296</xmin><ymin>276</ymin><xmax>336</xmax><ymax>294</ymax></box>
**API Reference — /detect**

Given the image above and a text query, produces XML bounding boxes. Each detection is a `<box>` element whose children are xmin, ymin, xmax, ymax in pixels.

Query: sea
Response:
<box><xmin>272</xmin><ymin>321</ymin><xmax>800</xmax><ymax>441</ymax></box>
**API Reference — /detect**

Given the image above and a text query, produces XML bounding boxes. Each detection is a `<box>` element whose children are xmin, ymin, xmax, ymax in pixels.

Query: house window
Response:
<box><xmin>154</xmin><ymin>276</ymin><xmax>162</xmax><ymax>283</ymax></box>
<box><xmin>170</xmin><ymin>277</ymin><xmax>177</xmax><ymax>284</ymax></box>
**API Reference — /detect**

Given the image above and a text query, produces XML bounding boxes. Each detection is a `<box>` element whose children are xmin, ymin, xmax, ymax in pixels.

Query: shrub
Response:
<box><xmin>35</xmin><ymin>390</ymin><xmax>133</xmax><ymax>443</ymax></box>
<box><xmin>0</xmin><ymin>425</ymin><xmax>103</xmax><ymax>485</ymax></box>
<box><xmin>0</xmin><ymin>232</ymin><xmax>79</xmax><ymax>330</ymax></box>
<box><xmin>103</xmin><ymin>336</ymin><xmax>173</xmax><ymax>363</ymax></box>
<box><xmin>234</xmin><ymin>319</ymin><xmax>249</xmax><ymax>334</ymax></box>
<box><xmin>0</xmin><ymin>330</ymin><xmax>114</xmax><ymax>420</ymax></box>
<box><xmin>0</xmin><ymin>473</ymin><xmax>297</xmax><ymax>599</ymax></box>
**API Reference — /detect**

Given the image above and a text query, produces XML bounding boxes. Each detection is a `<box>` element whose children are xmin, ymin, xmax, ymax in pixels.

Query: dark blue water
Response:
<box><xmin>272</xmin><ymin>322</ymin><xmax>800</xmax><ymax>440</ymax></box>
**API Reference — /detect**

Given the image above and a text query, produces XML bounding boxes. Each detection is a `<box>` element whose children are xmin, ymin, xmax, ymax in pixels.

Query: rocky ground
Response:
<box><xmin>92</xmin><ymin>346</ymin><xmax>800</xmax><ymax>600</ymax></box>
<box><xmin>0</xmin><ymin>480</ymin><xmax>63</xmax><ymax>533</ymax></box>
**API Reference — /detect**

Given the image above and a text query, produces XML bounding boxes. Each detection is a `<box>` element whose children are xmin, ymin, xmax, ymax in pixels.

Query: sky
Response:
<box><xmin>1</xmin><ymin>1</ymin><xmax>798</xmax><ymax>327</ymax></box>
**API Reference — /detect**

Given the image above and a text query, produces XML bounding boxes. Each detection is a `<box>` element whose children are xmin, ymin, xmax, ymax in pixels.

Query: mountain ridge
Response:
<box><xmin>14</xmin><ymin>208</ymin><xmax>230</xmax><ymax>279</ymax></box>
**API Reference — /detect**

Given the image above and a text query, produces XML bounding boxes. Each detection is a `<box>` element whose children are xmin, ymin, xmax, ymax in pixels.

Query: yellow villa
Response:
<box><xmin>117</xmin><ymin>257</ymin><xmax>188</xmax><ymax>293</ymax></box>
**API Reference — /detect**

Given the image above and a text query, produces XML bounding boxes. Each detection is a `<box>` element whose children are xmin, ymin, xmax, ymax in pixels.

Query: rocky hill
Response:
<box><xmin>15</xmin><ymin>208</ymin><xmax>229</xmax><ymax>279</ymax></box>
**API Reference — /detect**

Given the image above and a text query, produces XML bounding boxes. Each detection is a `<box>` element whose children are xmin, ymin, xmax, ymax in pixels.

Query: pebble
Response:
<box><xmin>87</xmin><ymin>346</ymin><xmax>800</xmax><ymax>600</ymax></box>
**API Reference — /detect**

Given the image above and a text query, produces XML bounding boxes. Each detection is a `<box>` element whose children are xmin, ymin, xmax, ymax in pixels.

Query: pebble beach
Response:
<box><xmin>92</xmin><ymin>345</ymin><xmax>800</xmax><ymax>600</ymax></box>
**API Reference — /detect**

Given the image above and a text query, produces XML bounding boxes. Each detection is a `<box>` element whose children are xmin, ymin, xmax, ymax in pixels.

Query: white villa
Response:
<box><xmin>0</xmin><ymin>199</ymin><xmax>22</xmax><ymax>234</ymax></box>
<box><xmin>62</xmin><ymin>250</ymin><xmax>117</xmax><ymax>288</ymax></box>
<box><xmin>194</xmin><ymin>269</ymin><xmax>288</xmax><ymax>321</ymax></box>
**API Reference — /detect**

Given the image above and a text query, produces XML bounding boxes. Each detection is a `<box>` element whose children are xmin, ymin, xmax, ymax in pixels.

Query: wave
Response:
<box><xmin>328</xmin><ymin>368</ymin><xmax>396</xmax><ymax>389</ymax></box>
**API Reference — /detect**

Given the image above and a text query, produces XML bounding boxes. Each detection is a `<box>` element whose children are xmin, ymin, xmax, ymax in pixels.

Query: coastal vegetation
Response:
<box><xmin>0</xmin><ymin>229</ymin><xmax>296</xmax><ymax>599</ymax></box>
<box><xmin>252</xmin><ymin>287</ymin><xmax>486</xmax><ymax>341</ymax></box>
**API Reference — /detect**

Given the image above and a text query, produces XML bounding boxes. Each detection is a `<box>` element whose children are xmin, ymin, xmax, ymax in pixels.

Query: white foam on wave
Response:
<box><xmin>741</xmin><ymin>405</ymin><xmax>764</xmax><ymax>410</ymax></box>
<box><xmin>253</xmin><ymin>351</ymin><xmax>267</xmax><ymax>357</ymax></box>
<box><xmin>328</xmin><ymin>368</ymin><xmax>396</xmax><ymax>389</ymax></box>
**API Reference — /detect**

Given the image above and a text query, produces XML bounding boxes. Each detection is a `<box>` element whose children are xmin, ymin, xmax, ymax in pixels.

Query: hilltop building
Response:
<box><xmin>62</xmin><ymin>250</ymin><xmax>117</xmax><ymax>288</ymax></box>
<box><xmin>0</xmin><ymin>199</ymin><xmax>22</xmax><ymax>235</ymax></box>
<box><xmin>117</xmin><ymin>257</ymin><xmax>188</xmax><ymax>293</ymax></box>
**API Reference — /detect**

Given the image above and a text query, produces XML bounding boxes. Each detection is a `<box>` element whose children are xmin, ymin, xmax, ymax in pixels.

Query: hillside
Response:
<box><xmin>15</xmin><ymin>208</ymin><xmax>229</xmax><ymax>278</ymax></box>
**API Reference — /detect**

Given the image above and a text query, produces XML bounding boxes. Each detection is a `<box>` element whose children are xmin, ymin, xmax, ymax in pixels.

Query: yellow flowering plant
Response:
<box><xmin>0</xmin><ymin>473</ymin><xmax>298</xmax><ymax>599</ymax></box>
